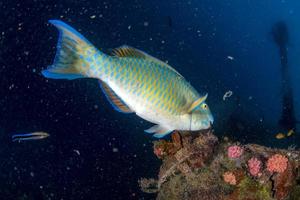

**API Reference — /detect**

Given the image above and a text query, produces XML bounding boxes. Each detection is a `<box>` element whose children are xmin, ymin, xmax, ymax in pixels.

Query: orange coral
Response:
<box><xmin>266</xmin><ymin>154</ymin><xmax>288</xmax><ymax>173</ymax></box>
<box><xmin>223</xmin><ymin>171</ymin><xmax>237</xmax><ymax>185</ymax></box>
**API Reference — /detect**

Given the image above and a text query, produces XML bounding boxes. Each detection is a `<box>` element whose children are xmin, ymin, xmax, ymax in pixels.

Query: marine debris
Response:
<box><xmin>139</xmin><ymin>130</ymin><xmax>300</xmax><ymax>200</ymax></box>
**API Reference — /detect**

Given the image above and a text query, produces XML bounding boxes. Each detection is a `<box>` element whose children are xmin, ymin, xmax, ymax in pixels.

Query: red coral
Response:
<box><xmin>247</xmin><ymin>157</ymin><xmax>262</xmax><ymax>177</ymax></box>
<box><xmin>154</xmin><ymin>147</ymin><xmax>164</xmax><ymax>158</ymax></box>
<box><xmin>227</xmin><ymin>145</ymin><xmax>243</xmax><ymax>159</ymax></box>
<box><xmin>267</xmin><ymin>154</ymin><xmax>288</xmax><ymax>173</ymax></box>
<box><xmin>223</xmin><ymin>171</ymin><xmax>237</xmax><ymax>185</ymax></box>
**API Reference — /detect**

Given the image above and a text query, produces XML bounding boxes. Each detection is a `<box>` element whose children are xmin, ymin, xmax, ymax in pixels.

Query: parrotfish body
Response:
<box><xmin>42</xmin><ymin>20</ymin><xmax>214</xmax><ymax>138</ymax></box>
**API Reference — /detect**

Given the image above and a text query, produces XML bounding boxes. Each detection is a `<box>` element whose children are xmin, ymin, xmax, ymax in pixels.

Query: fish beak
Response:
<box><xmin>209</xmin><ymin>115</ymin><xmax>214</xmax><ymax>127</ymax></box>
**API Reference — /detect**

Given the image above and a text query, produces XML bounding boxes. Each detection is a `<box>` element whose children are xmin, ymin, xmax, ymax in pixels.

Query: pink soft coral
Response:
<box><xmin>223</xmin><ymin>171</ymin><xmax>236</xmax><ymax>185</ymax></box>
<box><xmin>267</xmin><ymin>154</ymin><xmax>288</xmax><ymax>173</ymax></box>
<box><xmin>227</xmin><ymin>145</ymin><xmax>243</xmax><ymax>158</ymax></box>
<box><xmin>154</xmin><ymin>147</ymin><xmax>164</xmax><ymax>158</ymax></box>
<box><xmin>247</xmin><ymin>157</ymin><xmax>262</xmax><ymax>177</ymax></box>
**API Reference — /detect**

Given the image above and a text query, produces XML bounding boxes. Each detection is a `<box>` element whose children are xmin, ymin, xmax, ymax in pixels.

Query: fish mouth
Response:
<box><xmin>209</xmin><ymin>115</ymin><xmax>214</xmax><ymax>126</ymax></box>
<box><xmin>207</xmin><ymin>115</ymin><xmax>214</xmax><ymax>129</ymax></box>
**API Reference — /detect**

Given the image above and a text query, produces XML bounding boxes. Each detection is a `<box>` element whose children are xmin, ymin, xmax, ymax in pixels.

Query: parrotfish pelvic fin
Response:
<box><xmin>42</xmin><ymin>20</ymin><xmax>103</xmax><ymax>80</ymax></box>
<box><xmin>187</xmin><ymin>93</ymin><xmax>208</xmax><ymax>113</ymax></box>
<box><xmin>112</xmin><ymin>45</ymin><xmax>184</xmax><ymax>78</ymax></box>
<box><xmin>144</xmin><ymin>125</ymin><xmax>173</xmax><ymax>138</ymax></box>
<box><xmin>99</xmin><ymin>80</ymin><xmax>133</xmax><ymax>113</ymax></box>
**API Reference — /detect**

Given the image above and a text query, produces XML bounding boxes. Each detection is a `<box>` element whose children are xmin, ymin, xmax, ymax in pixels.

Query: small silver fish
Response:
<box><xmin>12</xmin><ymin>132</ymin><xmax>49</xmax><ymax>142</ymax></box>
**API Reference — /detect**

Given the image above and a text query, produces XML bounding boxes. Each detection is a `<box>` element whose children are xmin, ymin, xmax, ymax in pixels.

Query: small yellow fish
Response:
<box><xmin>275</xmin><ymin>133</ymin><xmax>286</xmax><ymax>139</ymax></box>
<box><xmin>287</xmin><ymin>129</ymin><xmax>294</xmax><ymax>137</ymax></box>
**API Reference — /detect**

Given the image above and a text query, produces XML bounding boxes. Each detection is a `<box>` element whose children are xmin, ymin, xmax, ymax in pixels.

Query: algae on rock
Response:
<box><xmin>140</xmin><ymin>130</ymin><xmax>300</xmax><ymax>200</ymax></box>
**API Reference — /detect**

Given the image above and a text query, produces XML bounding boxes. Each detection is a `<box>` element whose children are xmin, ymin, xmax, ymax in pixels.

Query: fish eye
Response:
<box><xmin>201</xmin><ymin>103</ymin><xmax>208</xmax><ymax>110</ymax></box>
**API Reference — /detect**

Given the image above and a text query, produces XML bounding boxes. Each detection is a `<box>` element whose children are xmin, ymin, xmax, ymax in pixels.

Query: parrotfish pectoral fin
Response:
<box><xmin>42</xmin><ymin>20</ymin><xmax>101</xmax><ymax>80</ymax></box>
<box><xmin>187</xmin><ymin>93</ymin><xmax>208</xmax><ymax>113</ymax></box>
<box><xmin>144</xmin><ymin>125</ymin><xmax>160</xmax><ymax>134</ymax></box>
<box><xmin>99</xmin><ymin>81</ymin><xmax>133</xmax><ymax>113</ymax></box>
<box><xmin>144</xmin><ymin>125</ymin><xmax>173</xmax><ymax>138</ymax></box>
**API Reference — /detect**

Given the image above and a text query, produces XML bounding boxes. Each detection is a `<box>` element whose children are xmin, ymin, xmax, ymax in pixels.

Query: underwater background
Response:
<box><xmin>1</xmin><ymin>0</ymin><xmax>300</xmax><ymax>199</ymax></box>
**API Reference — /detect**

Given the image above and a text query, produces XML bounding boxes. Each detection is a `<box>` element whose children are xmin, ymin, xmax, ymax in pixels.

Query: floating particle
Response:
<box><xmin>112</xmin><ymin>147</ymin><xmax>118</xmax><ymax>152</ymax></box>
<box><xmin>128</xmin><ymin>25</ymin><xmax>131</xmax><ymax>30</ymax></box>
<box><xmin>143</xmin><ymin>21</ymin><xmax>149</xmax><ymax>26</ymax></box>
<box><xmin>9</xmin><ymin>84</ymin><xmax>14</xmax><ymax>90</ymax></box>
<box><xmin>30</xmin><ymin>172</ymin><xmax>34</xmax><ymax>177</ymax></box>
<box><xmin>161</xmin><ymin>40</ymin><xmax>165</xmax><ymax>44</ymax></box>
<box><xmin>223</xmin><ymin>90</ymin><xmax>233</xmax><ymax>101</ymax></box>
<box><xmin>227</xmin><ymin>56</ymin><xmax>234</xmax><ymax>60</ymax></box>
<box><xmin>90</xmin><ymin>15</ymin><xmax>96</xmax><ymax>19</ymax></box>
<box><xmin>73</xmin><ymin>149</ymin><xmax>80</xmax><ymax>156</ymax></box>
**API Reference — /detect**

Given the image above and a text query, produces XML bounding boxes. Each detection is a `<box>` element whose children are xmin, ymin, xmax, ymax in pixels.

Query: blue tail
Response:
<box><xmin>42</xmin><ymin>20</ymin><xmax>101</xmax><ymax>80</ymax></box>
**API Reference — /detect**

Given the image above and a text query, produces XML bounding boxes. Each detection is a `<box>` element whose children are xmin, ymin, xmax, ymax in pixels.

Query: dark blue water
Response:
<box><xmin>1</xmin><ymin>0</ymin><xmax>300</xmax><ymax>199</ymax></box>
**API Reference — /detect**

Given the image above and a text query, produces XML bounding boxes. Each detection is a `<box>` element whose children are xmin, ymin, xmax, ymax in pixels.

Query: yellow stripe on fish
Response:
<box><xmin>42</xmin><ymin>20</ymin><xmax>214</xmax><ymax>138</ymax></box>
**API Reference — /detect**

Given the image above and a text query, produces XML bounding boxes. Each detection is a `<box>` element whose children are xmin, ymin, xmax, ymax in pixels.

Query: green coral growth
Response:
<box><xmin>221</xmin><ymin>156</ymin><xmax>237</xmax><ymax>170</ymax></box>
<box><xmin>289</xmin><ymin>185</ymin><xmax>300</xmax><ymax>200</ymax></box>
<box><xmin>238</xmin><ymin>177</ymin><xmax>273</xmax><ymax>200</ymax></box>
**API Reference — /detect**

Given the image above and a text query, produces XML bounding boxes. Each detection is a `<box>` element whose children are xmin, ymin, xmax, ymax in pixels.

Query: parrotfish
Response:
<box><xmin>12</xmin><ymin>132</ymin><xmax>49</xmax><ymax>142</ymax></box>
<box><xmin>42</xmin><ymin>20</ymin><xmax>214</xmax><ymax>138</ymax></box>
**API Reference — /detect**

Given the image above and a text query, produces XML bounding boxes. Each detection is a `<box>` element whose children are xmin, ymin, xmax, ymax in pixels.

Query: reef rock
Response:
<box><xmin>139</xmin><ymin>129</ymin><xmax>300</xmax><ymax>200</ymax></box>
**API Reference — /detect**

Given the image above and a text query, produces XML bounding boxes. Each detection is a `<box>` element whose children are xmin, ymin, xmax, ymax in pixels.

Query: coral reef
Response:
<box><xmin>267</xmin><ymin>154</ymin><xmax>288</xmax><ymax>173</ymax></box>
<box><xmin>223</xmin><ymin>171</ymin><xmax>237</xmax><ymax>185</ymax></box>
<box><xmin>247</xmin><ymin>157</ymin><xmax>262</xmax><ymax>177</ymax></box>
<box><xmin>228</xmin><ymin>145</ymin><xmax>244</xmax><ymax>159</ymax></box>
<box><xmin>139</xmin><ymin>129</ymin><xmax>300</xmax><ymax>200</ymax></box>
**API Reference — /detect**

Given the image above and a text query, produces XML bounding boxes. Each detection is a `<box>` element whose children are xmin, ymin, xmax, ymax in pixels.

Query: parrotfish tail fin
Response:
<box><xmin>144</xmin><ymin>125</ymin><xmax>173</xmax><ymax>138</ymax></box>
<box><xmin>42</xmin><ymin>20</ymin><xmax>103</xmax><ymax>80</ymax></box>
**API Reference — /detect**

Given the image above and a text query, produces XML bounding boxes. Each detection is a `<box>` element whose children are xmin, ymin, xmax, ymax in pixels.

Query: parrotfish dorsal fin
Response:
<box><xmin>112</xmin><ymin>45</ymin><xmax>184</xmax><ymax>78</ymax></box>
<box><xmin>187</xmin><ymin>94</ymin><xmax>208</xmax><ymax>113</ymax></box>
<box><xmin>112</xmin><ymin>45</ymin><xmax>146</xmax><ymax>58</ymax></box>
<box><xmin>99</xmin><ymin>81</ymin><xmax>133</xmax><ymax>113</ymax></box>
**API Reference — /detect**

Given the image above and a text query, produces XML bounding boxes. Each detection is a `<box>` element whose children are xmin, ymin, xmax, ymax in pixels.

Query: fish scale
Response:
<box><xmin>42</xmin><ymin>20</ymin><xmax>214</xmax><ymax>138</ymax></box>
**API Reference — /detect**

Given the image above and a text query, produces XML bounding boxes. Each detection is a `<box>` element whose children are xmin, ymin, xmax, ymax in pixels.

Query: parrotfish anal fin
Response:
<box><xmin>112</xmin><ymin>45</ymin><xmax>183</xmax><ymax>78</ymax></box>
<box><xmin>99</xmin><ymin>81</ymin><xmax>133</xmax><ymax>113</ymax></box>
<box><xmin>42</xmin><ymin>20</ymin><xmax>100</xmax><ymax>80</ymax></box>
<box><xmin>144</xmin><ymin>125</ymin><xmax>173</xmax><ymax>138</ymax></box>
<box><xmin>187</xmin><ymin>93</ymin><xmax>208</xmax><ymax>113</ymax></box>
